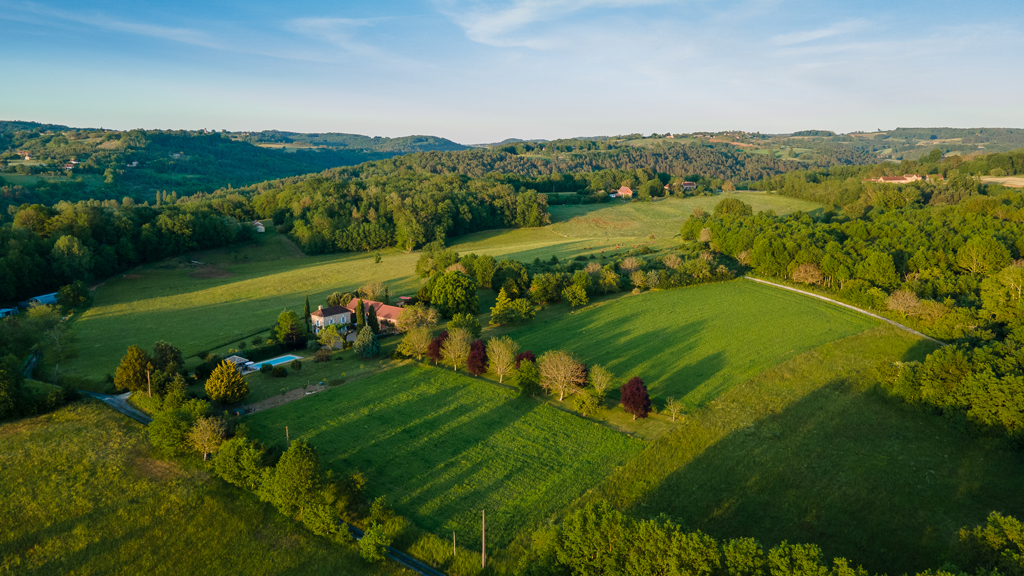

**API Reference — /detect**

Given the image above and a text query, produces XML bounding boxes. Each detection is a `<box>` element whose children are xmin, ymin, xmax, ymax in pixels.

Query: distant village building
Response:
<box><xmin>616</xmin><ymin>186</ymin><xmax>634</xmax><ymax>198</ymax></box>
<box><xmin>127</xmin><ymin>161</ymin><xmax>139</xmax><ymax>168</ymax></box>
<box><xmin>681</xmin><ymin>181</ymin><xmax>697</xmax><ymax>191</ymax></box>
<box><xmin>253</xmin><ymin>221</ymin><xmax>265</xmax><ymax>233</ymax></box>
<box><xmin>862</xmin><ymin>174</ymin><xmax>925</xmax><ymax>184</ymax></box>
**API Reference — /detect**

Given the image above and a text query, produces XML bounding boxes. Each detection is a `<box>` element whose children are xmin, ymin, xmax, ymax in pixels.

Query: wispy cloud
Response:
<box><xmin>0</xmin><ymin>1</ymin><xmax>224</xmax><ymax>48</ymax></box>
<box><xmin>770</xmin><ymin>19</ymin><xmax>869</xmax><ymax>46</ymax></box>
<box><xmin>438</xmin><ymin>0</ymin><xmax>670</xmax><ymax>48</ymax></box>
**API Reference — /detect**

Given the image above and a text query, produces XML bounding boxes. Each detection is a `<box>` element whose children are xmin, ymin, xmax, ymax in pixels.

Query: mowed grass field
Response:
<box><xmin>590</xmin><ymin>325</ymin><xmax>1024</xmax><ymax>574</ymax></box>
<box><xmin>245</xmin><ymin>364</ymin><xmax>643</xmax><ymax>552</ymax></box>
<box><xmin>64</xmin><ymin>194</ymin><xmax>822</xmax><ymax>386</ymax></box>
<box><xmin>497</xmin><ymin>280</ymin><xmax>877</xmax><ymax>408</ymax></box>
<box><xmin>0</xmin><ymin>402</ymin><xmax>412</xmax><ymax>576</ymax></box>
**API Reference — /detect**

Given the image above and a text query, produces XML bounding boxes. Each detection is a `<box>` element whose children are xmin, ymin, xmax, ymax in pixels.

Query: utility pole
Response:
<box><xmin>482</xmin><ymin>509</ymin><xmax>486</xmax><ymax>568</ymax></box>
<box><xmin>453</xmin><ymin>532</ymin><xmax>456</xmax><ymax>558</ymax></box>
<box><xmin>285</xmin><ymin>426</ymin><xmax>290</xmax><ymax>447</ymax></box>
<box><xmin>146</xmin><ymin>369</ymin><xmax>152</xmax><ymax>398</ymax></box>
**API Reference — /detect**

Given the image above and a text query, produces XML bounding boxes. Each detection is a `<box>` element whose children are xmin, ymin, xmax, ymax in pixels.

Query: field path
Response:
<box><xmin>744</xmin><ymin>277</ymin><xmax>945</xmax><ymax>345</ymax></box>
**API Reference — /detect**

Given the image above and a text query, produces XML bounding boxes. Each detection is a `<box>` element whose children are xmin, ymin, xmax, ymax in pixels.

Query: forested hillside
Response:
<box><xmin>230</xmin><ymin>130</ymin><xmax>467</xmax><ymax>153</ymax></box>
<box><xmin>0</xmin><ymin>122</ymin><xmax>454</xmax><ymax>210</ymax></box>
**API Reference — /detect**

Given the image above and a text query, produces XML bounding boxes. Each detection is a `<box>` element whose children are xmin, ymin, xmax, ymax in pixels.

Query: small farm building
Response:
<box><xmin>29</xmin><ymin>293</ymin><xmax>58</xmax><ymax>306</ymax></box>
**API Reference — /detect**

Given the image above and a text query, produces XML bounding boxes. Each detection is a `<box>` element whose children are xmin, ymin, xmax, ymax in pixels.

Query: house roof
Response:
<box><xmin>311</xmin><ymin>305</ymin><xmax>352</xmax><ymax>318</ymax></box>
<box><xmin>347</xmin><ymin>298</ymin><xmax>404</xmax><ymax>322</ymax></box>
<box><xmin>617</xmin><ymin>186</ymin><xmax>633</xmax><ymax>196</ymax></box>
<box><xmin>225</xmin><ymin>355</ymin><xmax>249</xmax><ymax>365</ymax></box>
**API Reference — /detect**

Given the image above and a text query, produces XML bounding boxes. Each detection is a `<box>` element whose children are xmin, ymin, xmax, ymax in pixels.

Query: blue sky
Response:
<box><xmin>1</xmin><ymin>0</ymin><xmax>1022</xmax><ymax>143</ymax></box>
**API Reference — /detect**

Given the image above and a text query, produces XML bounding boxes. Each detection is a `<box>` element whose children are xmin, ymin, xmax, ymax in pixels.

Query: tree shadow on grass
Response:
<box><xmin>631</xmin><ymin>380</ymin><xmax>1024</xmax><ymax>575</ymax></box>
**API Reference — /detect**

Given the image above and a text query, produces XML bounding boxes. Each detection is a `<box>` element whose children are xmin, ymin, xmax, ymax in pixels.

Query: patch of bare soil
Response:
<box><xmin>190</xmin><ymin>267</ymin><xmax>236</xmax><ymax>279</ymax></box>
<box><xmin>132</xmin><ymin>456</ymin><xmax>185</xmax><ymax>481</ymax></box>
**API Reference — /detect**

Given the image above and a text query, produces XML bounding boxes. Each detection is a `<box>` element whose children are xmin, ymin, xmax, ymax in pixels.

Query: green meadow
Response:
<box><xmin>0</xmin><ymin>402</ymin><xmax>411</xmax><ymax>576</ymax></box>
<box><xmin>245</xmin><ymin>364</ymin><xmax>643</xmax><ymax>553</ymax></box>
<box><xmin>64</xmin><ymin>194</ymin><xmax>821</xmax><ymax>386</ymax></box>
<box><xmin>590</xmin><ymin>325</ymin><xmax>1024</xmax><ymax>574</ymax></box>
<box><xmin>496</xmin><ymin>280</ymin><xmax>877</xmax><ymax>408</ymax></box>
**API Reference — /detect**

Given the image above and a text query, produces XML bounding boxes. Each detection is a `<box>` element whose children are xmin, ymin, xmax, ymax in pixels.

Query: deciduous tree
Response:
<box><xmin>664</xmin><ymin>397</ymin><xmax>684</xmax><ymax>422</ymax></box>
<box><xmin>447</xmin><ymin>312</ymin><xmax>482</xmax><ymax>339</ymax></box>
<box><xmin>467</xmin><ymin>339</ymin><xmax>488</xmax><ymax>376</ymax></box>
<box><xmin>441</xmin><ymin>327</ymin><xmax>472</xmax><ymax>371</ymax></box>
<box><xmin>188</xmin><ymin>416</ymin><xmax>226</xmax><ymax>461</ymax></box>
<box><xmin>396</xmin><ymin>303</ymin><xmax>439</xmax><ymax>332</ymax></box>
<box><xmin>398</xmin><ymin>327</ymin><xmax>432</xmax><ymax>360</ymax></box>
<box><xmin>431</xmin><ymin>271</ymin><xmax>479</xmax><ymax>317</ymax></box>
<box><xmin>621</xmin><ymin>376</ymin><xmax>651</xmax><ymax>420</ymax></box>
<box><xmin>486</xmin><ymin>336</ymin><xmax>519</xmax><ymax>383</ymax></box>
<box><xmin>539</xmin><ymin>350</ymin><xmax>587</xmax><ymax>401</ymax></box>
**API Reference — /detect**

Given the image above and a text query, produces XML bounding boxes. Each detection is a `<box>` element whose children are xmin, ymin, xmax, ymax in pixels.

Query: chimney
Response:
<box><xmin>318</xmin><ymin>305</ymin><xmax>323</xmax><ymax>311</ymax></box>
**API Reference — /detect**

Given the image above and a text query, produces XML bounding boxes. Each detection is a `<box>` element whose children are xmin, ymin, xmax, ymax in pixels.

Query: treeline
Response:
<box><xmin>0</xmin><ymin>198</ymin><xmax>254</xmax><ymax>303</ymax></box>
<box><xmin>321</xmin><ymin>143</ymin><xmax>811</xmax><ymax>182</ymax></box>
<box><xmin>519</xmin><ymin>501</ymin><xmax>1024</xmax><ymax>576</ymax></box>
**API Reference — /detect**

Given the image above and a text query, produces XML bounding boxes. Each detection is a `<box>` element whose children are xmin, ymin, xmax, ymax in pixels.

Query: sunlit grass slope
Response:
<box><xmin>0</xmin><ymin>402</ymin><xmax>411</xmax><ymax>576</ymax></box>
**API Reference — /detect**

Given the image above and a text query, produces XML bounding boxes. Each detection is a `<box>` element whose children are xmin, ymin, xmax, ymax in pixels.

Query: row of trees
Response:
<box><xmin>519</xmin><ymin>501</ymin><xmax>1024</xmax><ymax>576</ymax></box>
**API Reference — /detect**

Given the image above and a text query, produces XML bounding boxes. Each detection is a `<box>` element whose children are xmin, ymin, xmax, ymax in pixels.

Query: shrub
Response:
<box><xmin>290</xmin><ymin>359</ymin><xmax>302</xmax><ymax>371</ymax></box>
<box><xmin>260</xmin><ymin>363</ymin><xmax>273</xmax><ymax>375</ymax></box>
<box><xmin>314</xmin><ymin>348</ymin><xmax>332</xmax><ymax>363</ymax></box>
<box><xmin>272</xmin><ymin>366</ymin><xmax>287</xmax><ymax>378</ymax></box>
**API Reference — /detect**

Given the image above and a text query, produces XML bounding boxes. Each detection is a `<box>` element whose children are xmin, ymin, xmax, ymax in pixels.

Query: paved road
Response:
<box><xmin>346</xmin><ymin>524</ymin><xmax>448</xmax><ymax>576</ymax></box>
<box><xmin>79</xmin><ymin>391</ymin><xmax>153</xmax><ymax>424</ymax></box>
<box><xmin>744</xmin><ymin>276</ymin><xmax>945</xmax><ymax>346</ymax></box>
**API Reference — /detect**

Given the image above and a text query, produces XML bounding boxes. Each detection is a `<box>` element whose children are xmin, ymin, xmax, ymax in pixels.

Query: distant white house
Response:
<box><xmin>29</xmin><ymin>293</ymin><xmax>58</xmax><ymax>307</ymax></box>
<box><xmin>253</xmin><ymin>221</ymin><xmax>265</xmax><ymax>233</ymax></box>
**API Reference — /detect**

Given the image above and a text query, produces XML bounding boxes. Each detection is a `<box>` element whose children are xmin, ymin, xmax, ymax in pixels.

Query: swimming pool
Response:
<box><xmin>249</xmin><ymin>354</ymin><xmax>302</xmax><ymax>370</ymax></box>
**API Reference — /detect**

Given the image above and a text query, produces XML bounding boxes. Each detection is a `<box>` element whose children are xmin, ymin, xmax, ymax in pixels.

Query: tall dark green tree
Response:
<box><xmin>303</xmin><ymin>295</ymin><xmax>312</xmax><ymax>332</ymax></box>
<box><xmin>367</xmin><ymin>304</ymin><xmax>380</xmax><ymax>334</ymax></box>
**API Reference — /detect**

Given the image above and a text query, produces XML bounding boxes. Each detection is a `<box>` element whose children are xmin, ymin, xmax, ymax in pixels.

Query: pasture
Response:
<box><xmin>590</xmin><ymin>325</ymin><xmax>1024</xmax><ymax>574</ymax></box>
<box><xmin>64</xmin><ymin>194</ymin><xmax>821</xmax><ymax>386</ymax></box>
<box><xmin>0</xmin><ymin>402</ymin><xmax>410</xmax><ymax>576</ymax></box>
<box><xmin>244</xmin><ymin>364</ymin><xmax>643</xmax><ymax>553</ymax></box>
<box><xmin>495</xmin><ymin>280</ymin><xmax>877</xmax><ymax>409</ymax></box>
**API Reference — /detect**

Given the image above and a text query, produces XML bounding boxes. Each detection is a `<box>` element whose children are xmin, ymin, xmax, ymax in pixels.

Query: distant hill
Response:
<box><xmin>0</xmin><ymin>121</ymin><xmax>467</xmax><ymax>209</ymax></box>
<box><xmin>230</xmin><ymin>130</ymin><xmax>467</xmax><ymax>153</ymax></box>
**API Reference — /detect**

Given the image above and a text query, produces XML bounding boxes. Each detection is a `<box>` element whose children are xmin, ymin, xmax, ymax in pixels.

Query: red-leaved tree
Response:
<box><xmin>467</xmin><ymin>340</ymin><xmax>488</xmax><ymax>376</ymax></box>
<box><xmin>427</xmin><ymin>330</ymin><xmax>448</xmax><ymax>365</ymax></box>
<box><xmin>620</xmin><ymin>377</ymin><xmax>651</xmax><ymax>420</ymax></box>
<box><xmin>515</xmin><ymin>351</ymin><xmax>537</xmax><ymax>369</ymax></box>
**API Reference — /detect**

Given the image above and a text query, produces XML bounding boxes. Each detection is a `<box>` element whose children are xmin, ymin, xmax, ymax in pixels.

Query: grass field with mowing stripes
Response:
<box><xmin>245</xmin><ymin>363</ymin><xmax>643</xmax><ymax>553</ymax></box>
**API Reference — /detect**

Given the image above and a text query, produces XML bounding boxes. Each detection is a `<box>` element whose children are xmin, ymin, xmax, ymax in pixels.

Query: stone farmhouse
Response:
<box><xmin>310</xmin><ymin>304</ymin><xmax>352</xmax><ymax>334</ymax></box>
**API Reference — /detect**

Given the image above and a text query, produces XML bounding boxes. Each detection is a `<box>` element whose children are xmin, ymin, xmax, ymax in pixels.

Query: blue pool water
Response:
<box><xmin>249</xmin><ymin>354</ymin><xmax>302</xmax><ymax>370</ymax></box>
